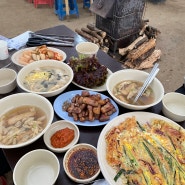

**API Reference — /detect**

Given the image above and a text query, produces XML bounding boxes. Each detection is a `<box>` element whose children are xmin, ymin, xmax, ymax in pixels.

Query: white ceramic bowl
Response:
<box><xmin>0</xmin><ymin>93</ymin><xmax>54</xmax><ymax>148</ymax></box>
<box><xmin>16</xmin><ymin>60</ymin><xmax>74</xmax><ymax>97</ymax></box>
<box><xmin>0</xmin><ymin>68</ymin><xmax>17</xmax><ymax>94</ymax></box>
<box><xmin>13</xmin><ymin>149</ymin><xmax>60</xmax><ymax>185</ymax></box>
<box><xmin>63</xmin><ymin>143</ymin><xmax>100</xmax><ymax>183</ymax></box>
<box><xmin>162</xmin><ymin>92</ymin><xmax>185</xmax><ymax>122</ymax></box>
<box><xmin>44</xmin><ymin>120</ymin><xmax>80</xmax><ymax>153</ymax></box>
<box><xmin>11</xmin><ymin>46</ymin><xmax>67</xmax><ymax>68</ymax></box>
<box><xmin>106</xmin><ymin>69</ymin><xmax>164</xmax><ymax>110</ymax></box>
<box><xmin>76</xmin><ymin>42</ymin><xmax>99</xmax><ymax>58</ymax></box>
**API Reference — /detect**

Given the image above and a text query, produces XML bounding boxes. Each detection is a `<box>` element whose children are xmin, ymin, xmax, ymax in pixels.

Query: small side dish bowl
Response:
<box><xmin>11</xmin><ymin>46</ymin><xmax>67</xmax><ymax>68</ymax></box>
<box><xmin>44</xmin><ymin>120</ymin><xmax>80</xmax><ymax>153</ymax></box>
<box><xmin>13</xmin><ymin>149</ymin><xmax>60</xmax><ymax>185</ymax></box>
<box><xmin>0</xmin><ymin>93</ymin><xmax>54</xmax><ymax>149</ymax></box>
<box><xmin>162</xmin><ymin>92</ymin><xmax>185</xmax><ymax>122</ymax></box>
<box><xmin>63</xmin><ymin>143</ymin><xmax>100</xmax><ymax>184</ymax></box>
<box><xmin>76</xmin><ymin>42</ymin><xmax>99</xmax><ymax>58</ymax></box>
<box><xmin>106</xmin><ymin>69</ymin><xmax>164</xmax><ymax>110</ymax></box>
<box><xmin>0</xmin><ymin>68</ymin><xmax>17</xmax><ymax>94</ymax></box>
<box><xmin>16</xmin><ymin>60</ymin><xmax>74</xmax><ymax>97</ymax></box>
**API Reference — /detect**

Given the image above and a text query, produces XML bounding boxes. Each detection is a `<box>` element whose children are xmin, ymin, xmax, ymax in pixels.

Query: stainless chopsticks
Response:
<box><xmin>29</xmin><ymin>32</ymin><xmax>74</xmax><ymax>46</ymax></box>
<box><xmin>133</xmin><ymin>63</ymin><xmax>160</xmax><ymax>103</ymax></box>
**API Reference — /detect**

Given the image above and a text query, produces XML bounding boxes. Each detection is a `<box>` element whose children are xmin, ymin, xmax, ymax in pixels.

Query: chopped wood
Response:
<box><xmin>139</xmin><ymin>24</ymin><xmax>149</xmax><ymax>36</ymax></box>
<box><xmin>101</xmin><ymin>46</ymin><xmax>109</xmax><ymax>53</ymax></box>
<box><xmin>87</xmin><ymin>23</ymin><xmax>106</xmax><ymax>38</ymax></box>
<box><xmin>125</xmin><ymin>47</ymin><xmax>155</xmax><ymax>68</ymax></box>
<box><xmin>126</xmin><ymin>38</ymin><xmax>156</xmax><ymax>60</ymax></box>
<box><xmin>123</xmin><ymin>49</ymin><xmax>162</xmax><ymax>69</ymax></box>
<box><xmin>81</xmin><ymin>27</ymin><xmax>104</xmax><ymax>45</ymax></box>
<box><xmin>136</xmin><ymin>49</ymin><xmax>162</xmax><ymax>69</ymax></box>
<box><xmin>119</xmin><ymin>34</ymin><xmax>148</xmax><ymax>56</ymax></box>
<box><xmin>75</xmin><ymin>28</ymin><xmax>99</xmax><ymax>43</ymax></box>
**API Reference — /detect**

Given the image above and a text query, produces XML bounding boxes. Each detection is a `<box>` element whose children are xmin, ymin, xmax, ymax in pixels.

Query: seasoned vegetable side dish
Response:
<box><xmin>113</xmin><ymin>80</ymin><xmax>154</xmax><ymax>105</ymax></box>
<box><xmin>0</xmin><ymin>105</ymin><xmax>47</xmax><ymax>145</ymax></box>
<box><xmin>23</xmin><ymin>66</ymin><xmax>70</xmax><ymax>92</ymax></box>
<box><xmin>105</xmin><ymin>116</ymin><xmax>185</xmax><ymax>184</ymax></box>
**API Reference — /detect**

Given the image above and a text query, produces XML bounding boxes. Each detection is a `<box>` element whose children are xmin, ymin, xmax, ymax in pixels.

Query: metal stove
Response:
<box><xmin>90</xmin><ymin>0</ymin><xmax>146</xmax><ymax>53</ymax></box>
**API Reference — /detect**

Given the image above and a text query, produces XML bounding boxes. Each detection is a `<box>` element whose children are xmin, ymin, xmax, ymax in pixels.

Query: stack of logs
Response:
<box><xmin>75</xmin><ymin>23</ymin><xmax>109</xmax><ymax>53</ymax></box>
<box><xmin>119</xmin><ymin>20</ymin><xmax>162</xmax><ymax>69</ymax></box>
<box><xmin>75</xmin><ymin>21</ymin><xmax>161</xmax><ymax>70</ymax></box>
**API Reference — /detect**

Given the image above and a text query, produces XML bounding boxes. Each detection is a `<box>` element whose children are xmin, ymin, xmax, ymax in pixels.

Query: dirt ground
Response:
<box><xmin>144</xmin><ymin>0</ymin><xmax>185</xmax><ymax>93</ymax></box>
<box><xmin>0</xmin><ymin>0</ymin><xmax>185</xmax><ymax>93</ymax></box>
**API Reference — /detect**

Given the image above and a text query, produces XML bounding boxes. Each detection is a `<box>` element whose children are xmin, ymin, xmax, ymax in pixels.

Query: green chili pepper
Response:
<box><xmin>114</xmin><ymin>169</ymin><xmax>135</xmax><ymax>182</ymax></box>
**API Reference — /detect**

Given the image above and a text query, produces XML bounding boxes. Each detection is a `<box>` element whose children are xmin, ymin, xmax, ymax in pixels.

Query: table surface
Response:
<box><xmin>2</xmin><ymin>25</ymin><xmax>185</xmax><ymax>185</ymax></box>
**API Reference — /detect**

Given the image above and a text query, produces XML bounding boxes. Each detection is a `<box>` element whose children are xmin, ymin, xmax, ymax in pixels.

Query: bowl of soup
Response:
<box><xmin>16</xmin><ymin>60</ymin><xmax>74</xmax><ymax>97</ymax></box>
<box><xmin>0</xmin><ymin>93</ymin><xmax>54</xmax><ymax>148</ymax></box>
<box><xmin>106</xmin><ymin>69</ymin><xmax>164</xmax><ymax>110</ymax></box>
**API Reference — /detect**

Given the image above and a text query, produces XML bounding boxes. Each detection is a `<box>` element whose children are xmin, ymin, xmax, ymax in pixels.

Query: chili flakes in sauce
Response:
<box><xmin>50</xmin><ymin>127</ymin><xmax>74</xmax><ymax>148</ymax></box>
<box><xmin>68</xmin><ymin>148</ymin><xmax>99</xmax><ymax>179</ymax></box>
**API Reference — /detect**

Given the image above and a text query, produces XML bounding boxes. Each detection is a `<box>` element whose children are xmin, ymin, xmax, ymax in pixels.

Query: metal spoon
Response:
<box><xmin>133</xmin><ymin>63</ymin><xmax>159</xmax><ymax>103</ymax></box>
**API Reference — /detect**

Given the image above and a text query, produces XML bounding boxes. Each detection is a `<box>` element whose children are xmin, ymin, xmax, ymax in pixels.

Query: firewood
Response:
<box><xmin>81</xmin><ymin>27</ymin><xmax>104</xmax><ymax>45</ymax></box>
<box><xmin>124</xmin><ymin>49</ymin><xmax>161</xmax><ymax>69</ymax></box>
<box><xmin>75</xmin><ymin>29</ymin><xmax>99</xmax><ymax>43</ymax></box>
<box><xmin>145</xmin><ymin>26</ymin><xmax>161</xmax><ymax>39</ymax></box>
<box><xmin>136</xmin><ymin>49</ymin><xmax>162</xmax><ymax>69</ymax></box>
<box><xmin>101</xmin><ymin>46</ymin><xmax>109</xmax><ymax>53</ymax></box>
<box><xmin>119</xmin><ymin>34</ymin><xmax>148</xmax><ymax>56</ymax></box>
<box><xmin>87</xmin><ymin>23</ymin><xmax>106</xmax><ymax>38</ymax></box>
<box><xmin>139</xmin><ymin>24</ymin><xmax>149</xmax><ymax>36</ymax></box>
<box><xmin>126</xmin><ymin>38</ymin><xmax>156</xmax><ymax>60</ymax></box>
<box><xmin>125</xmin><ymin>47</ymin><xmax>155</xmax><ymax>68</ymax></box>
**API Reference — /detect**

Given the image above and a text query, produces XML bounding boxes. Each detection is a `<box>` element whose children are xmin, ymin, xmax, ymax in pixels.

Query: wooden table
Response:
<box><xmin>2</xmin><ymin>25</ymin><xmax>185</xmax><ymax>184</ymax></box>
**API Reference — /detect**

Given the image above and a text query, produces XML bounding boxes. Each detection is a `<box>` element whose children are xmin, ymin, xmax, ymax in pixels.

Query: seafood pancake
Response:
<box><xmin>105</xmin><ymin>116</ymin><xmax>185</xmax><ymax>185</ymax></box>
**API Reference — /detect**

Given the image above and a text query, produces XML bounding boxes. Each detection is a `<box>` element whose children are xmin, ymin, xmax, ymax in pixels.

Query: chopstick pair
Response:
<box><xmin>133</xmin><ymin>63</ymin><xmax>160</xmax><ymax>103</ymax></box>
<box><xmin>26</xmin><ymin>37</ymin><xmax>74</xmax><ymax>47</ymax></box>
<box><xmin>27</xmin><ymin>32</ymin><xmax>74</xmax><ymax>47</ymax></box>
<box><xmin>35</xmin><ymin>33</ymin><xmax>74</xmax><ymax>41</ymax></box>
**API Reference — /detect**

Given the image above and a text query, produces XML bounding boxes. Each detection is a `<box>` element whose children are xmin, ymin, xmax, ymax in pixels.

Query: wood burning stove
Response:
<box><xmin>90</xmin><ymin>0</ymin><xmax>146</xmax><ymax>53</ymax></box>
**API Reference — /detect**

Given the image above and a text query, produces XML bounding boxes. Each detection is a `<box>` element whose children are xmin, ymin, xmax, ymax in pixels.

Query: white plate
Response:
<box><xmin>11</xmin><ymin>46</ymin><xmax>67</xmax><ymax>67</ymax></box>
<box><xmin>97</xmin><ymin>112</ymin><xmax>184</xmax><ymax>185</ymax></box>
<box><xmin>72</xmin><ymin>68</ymin><xmax>112</xmax><ymax>92</ymax></box>
<box><xmin>53</xmin><ymin>90</ymin><xmax>119</xmax><ymax>126</ymax></box>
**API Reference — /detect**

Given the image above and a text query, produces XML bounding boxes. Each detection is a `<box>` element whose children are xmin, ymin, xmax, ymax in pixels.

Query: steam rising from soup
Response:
<box><xmin>113</xmin><ymin>80</ymin><xmax>154</xmax><ymax>105</ymax></box>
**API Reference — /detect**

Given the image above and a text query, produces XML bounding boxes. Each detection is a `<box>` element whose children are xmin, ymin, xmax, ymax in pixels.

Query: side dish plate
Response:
<box><xmin>97</xmin><ymin>112</ymin><xmax>184</xmax><ymax>185</ymax></box>
<box><xmin>72</xmin><ymin>68</ymin><xmax>112</xmax><ymax>92</ymax></box>
<box><xmin>53</xmin><ymin>90</ymin><xmax>119</xmax><ymax>126</ymax></box>
<box><xmin>11</xmin><ymin>47</ymin><xmax>67</xmax><ymax>67</ymax></box>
